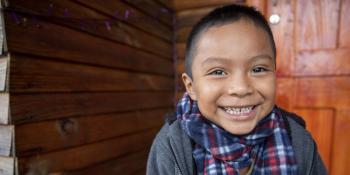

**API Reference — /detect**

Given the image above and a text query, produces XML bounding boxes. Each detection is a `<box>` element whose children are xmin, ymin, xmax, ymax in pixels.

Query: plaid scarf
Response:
<box><xmin>176</xmin><ymin>93</ymin><xmax>298</xmax><ymax>175</ymax></box>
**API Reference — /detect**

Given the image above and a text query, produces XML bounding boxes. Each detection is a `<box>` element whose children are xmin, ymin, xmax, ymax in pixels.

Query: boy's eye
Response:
<box><xmin>252</xmin><ymin>67</ymin><xmax>268</xmax><ymax>73</ymax></box>
<box><xmin>208</xmin><ymin>69</ymin><xmax>226</xmax><ymax>76</ymax></box>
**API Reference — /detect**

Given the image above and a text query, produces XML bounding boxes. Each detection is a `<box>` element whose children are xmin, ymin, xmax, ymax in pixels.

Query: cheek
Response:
<box><xmin>253</xmin><ymin>77</ymin><xmax>276</xmax><ymax>99</ymax></box>
<box><xmin>193</xmin><ymin>80</ymin><xmax>222</xmax><ymax>110</ymax></box>
<box><xmin>195</xmin><ymin>80</ymin><xmax>221</xmax><ymax>97</ymax></box>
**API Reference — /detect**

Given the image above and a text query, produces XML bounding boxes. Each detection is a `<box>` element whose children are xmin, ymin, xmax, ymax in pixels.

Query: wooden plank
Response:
<box><xmin>11</xmin><ymin>91</ymin><xmax>173</xmax><ymax>124</ymax></box>
<box><xmin>67</xmin><ymin>150</ymin><xmax>148</xmax><ymax>175</ymax></box>
<box><xmin>295</xmin><ymin>77</ymin><xmax>350</xmax><ymax>108</ymax></box>
<box><xmin>5</xmin><ymin>0</ymin><xmax>172</xmax><ymax>59</ymax></box>
<box><xmin>176</xmin><ymin>7</ymin><xmax>216</xmax><ymax>28</ymax></box>
<box><xmin>175</xmin><ymin>61</ymin><xmax>185</xmax><ymax>92</ymax></box>
<box><xmin>18</xmin><ymin>129</ymin><xmax>157</xmax><ymax>173</ymax></box>
<box><xmin>16</xmin><ymin>108</ymin><xmax>169</xmax><ymax>156</ymax></box>
<box><xmin>4</xmin><ymin>12</ymin><xmax>173</xmax><ymax>76</ymax></box>
<box><xmin>0</xmin><ymin>156</ymin><xmax>14</xmax><ymax>175</ymax></box>
<box><xmin>122</xmin><ymin>0</ymin><xmax>173</xmax><ymax>26</ymax></box>
<box><xmin>276</xmin><ymin>78</ymin><xmax>295</xmax><ymax>111</ymax></box>
<box><xmin>173</xmin><ymin>0</ymin><xmax>244</xmax><ymax>11</ymax></box>
<box><xmin>0</xmin><ymin>93</ymin><xmax>9</xmax><ymax>124</ymax></box>
<box><xmin>0</xmin><ymin>58</ymin><xmax>8</xmax><ymax>91</ymax></box>
<box><xmin>295</xmin><ymin>49</ymin><xmax>350</xmax><ymax>76</ymax></box>
<box><xmin>176</xmin><ymin>77</ymin><xmax>185</xmax><ymax>93</ymax></box>
<box><xmin>176</xmin><ymin>26</ymin><xmax>191</xmax><ymax>43</ymax></box>
<box><xmin>293</xmin><ymin>108</ymin><xmax>334</xmax><ymax>170</ymax></box>
<box><xmin>176</xmin><ymin>43</ymin><xmax>186</xmax><ymax>59</ymax></box>
<box><xmin>339</xmin><ymin>0</ymin><xmax>350</xmax><ymax>47</ymax></box>
<box><xmin>331</xmin><ymin>108</ymin><xmax>350</xmax><ymax>175</ymax></box>
<box><xmin>10</xmin><ymin>54</ymin><xmax>174</xmax><ymax>93</ymax></box>
<box><xmin>74</xmin><ymin>0</ymin><xmax>172</xmax><ymax>41</ymax></box>
<box><xmin>133</xmin><ymin>168</ymin><xmax>147</xmax><ymax>175</ymax></box>
<box><xmin>246</xmin><ymin>0</ymin><xmax>267</xmax><ymax>15</ymax></box>
<box><xmin>0</xmin><ymin>125</ymin><xmax>13</xmax><ymax>156</ymax></box>
<box><xmin>296</xmin><ymin>0</ymin><xmax>340</xmax><ymax>50</ymax></box>
<box><xmin>267</xmin><ymin>0</ymin><xmax>295</xmax><ymax>76</ymax></box>
<box><xmin>176</xmin><ymin>58</ymin><xmax>185</xmax><ymax>74</ymax></box>
<box><xmin>155</xmin><ymin>0</ymin><xmax>174</xmax><ymax>10</ymax></box>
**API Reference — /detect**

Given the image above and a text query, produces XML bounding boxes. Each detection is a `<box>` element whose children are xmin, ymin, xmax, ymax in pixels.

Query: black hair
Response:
<box><xmin>184</xmin><ymin>4</ymin><xmax>276</xmax><ymax>78</ymax></box>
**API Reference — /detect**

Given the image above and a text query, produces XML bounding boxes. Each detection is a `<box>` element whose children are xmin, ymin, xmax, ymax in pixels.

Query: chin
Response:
<box><xmin>219</xmin><ymin>120</ymin><xmax>257</xmax><ymax>135</ymax></box>
<box><xmin>223</xmin><ymin>122</ymin><xmax>258</xmax><ymax>135</ymax></box>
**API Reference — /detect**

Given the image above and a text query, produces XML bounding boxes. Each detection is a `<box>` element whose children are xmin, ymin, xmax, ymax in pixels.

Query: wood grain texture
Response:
<box><xmin>176</xmin><ymin>7</ymin><xmax>216</xmax><ymax>28</ymax></box>
<box><xmin>295</xmin><ymin>49</ymin><xmax>350</xmax><ymax>76</ymax></box>
<box><xmin>176</xmin><ymin>58</ymin><xmax>185</xmax><ymax>73</ymax></box>
<box><xmin>264</xmin><ymin>1</ymin><xmax>349</xmax><ymax>174</ymax></box>
<box><xmin>0</xmin><ymin>156</ymin><xmax>14</xmax><ymax>175</ymax></box>
<box><xmin>295</xmin><ymin>77</ymin><xmax>350</xmax><ymax>108</ymax></box>
<box><xmin>19</xmin><ymin>129</ymin><xmax>157</xmax><ymax>173</ymax></box>
<box><xmin>268</xmin><ymin>0</ymin><xmax>295</xmax><ymax>76</ymax></box>
<box><xmin>155</xmin><ymin>0</ymin><xmax>173</xmax><ymax>10</ymax></box>
<box><xmin>0</xmin><ymin>93</ymin><xmax>9</xmax><ymax>125</ymax></box>
<box><xmin>0</xmin><ymin>58</ymin><xmax>8</xmax><ymax>91</ymax></box>
<box><xmin>74</xmin><ymin>0</ymin><xmax>172</xmax><ymax>41</ymax></box>
<box><xmin>4</xmin><ymin>12</ymin><xmax>173</xmax><ymax>76</ymax></box>
<box><xmin>67</xmin><ymin>150</ymin><xmax>149</xmax><ymax>175</ymax></box>
<box><xmin>0</xmin><ymin>125</ymin><xmax>13</xmax><ymax>156</ymax></box>
<box><xmin>5</xmin><ymin>0</ymin><xmax>175</xmax><ymax>174</ymax></box>
<box><xmin>173</xmin><ymin>0</ymin><xmax>243</xmax><ymax>11</ymax></box>
<box><xmin>293</xmin><ymin>108</ymin><xmax>334</xmax><ymax>170</ymax></box>
<box><xmin>10</xmin><ymin>54</ymin><xmax>173</xmax><ymax>93</ymax></box>
<box><xmin>176</xmin><ymin>43</ymin><xmax>186</xmax><ymax>59</ymax></box>
<box><xmin>11</xmin><ymin>91</ymin><xmax>173</xmax><ymax>124</ymax></box>
<box><xmin>15</xmin><ymin>108</ymin><xmax>169</xmax><ymax>156</ymax></box>
<box><xmin>331</xmin><ymin>109</ymin><xmax>350</xmax><ymax>175</ymax></box>
<box><xmin>296</xmin><ymin>0</ymin><xmax>340</xmax><ymax>50</ymax></box>
<box><xmin>6</xmin><ymin>0</ymin><xmax>172</xmax><ymax>59</ymax></box>
<box><xmin>246</xmin><ymin>0</ymin><xmax>266</xmax><ymax>15</ymax></box>
<box><xmin>339</xmin><ymin>0</ymin><xmax>350</xmax><ymax>47</ymax></box>
<box><xmin>276</xmin><ymin>78</ymin><xmax>295</xmax><ymax>110</ymax></box>
<box><xmin>175</xmin><ymin>26</ymin><xmax>191</xmax><ymax>43</ymax></box>
<box><xmin>122</xmin><ymin>0</ymin><xmax>173</xmax><ymax>26</ymax></box>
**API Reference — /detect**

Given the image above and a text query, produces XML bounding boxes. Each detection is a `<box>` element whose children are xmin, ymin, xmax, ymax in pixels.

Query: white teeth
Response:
<box><xmin>223</xmin><ymin>106</ymin><xmax>253</xmax><ymax>115</ymax></box>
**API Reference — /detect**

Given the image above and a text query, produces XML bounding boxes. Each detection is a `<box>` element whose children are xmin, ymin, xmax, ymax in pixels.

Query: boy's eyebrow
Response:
<box><xmin>201</xmin><ymin>57</ymin><xmax>231</xmax><ymax>66</ymax></box>
<box><xmin>201</xmin><ymin>54</ymin><xmax>274</xmax><ymax>67</ymax></box>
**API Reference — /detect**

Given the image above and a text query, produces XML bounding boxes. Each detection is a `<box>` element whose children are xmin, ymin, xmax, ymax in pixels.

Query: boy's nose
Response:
<box><xmin>227</xmin><ymin>75</ymin><xmax>253</xmax><ymax>97</ymax></box>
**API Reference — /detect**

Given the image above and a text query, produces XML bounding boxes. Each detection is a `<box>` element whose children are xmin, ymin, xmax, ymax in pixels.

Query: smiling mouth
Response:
<box><xmin>221</xmin><ymin>105</ymin><xmax>256</xmax><ymax>116</ymax></box>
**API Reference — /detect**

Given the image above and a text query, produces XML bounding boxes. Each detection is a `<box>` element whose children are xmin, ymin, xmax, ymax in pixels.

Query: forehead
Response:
<box><xmin>192</xmin><ymin>20</ymin><xmax>273</xmax><ymax>67</ymax></box>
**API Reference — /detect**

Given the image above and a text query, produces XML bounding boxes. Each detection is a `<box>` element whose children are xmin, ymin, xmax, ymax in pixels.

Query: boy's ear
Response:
<box><xmin>181</xmin><ymin>73</ymin><xmax>197</xmax><ymax>100</ymax></box>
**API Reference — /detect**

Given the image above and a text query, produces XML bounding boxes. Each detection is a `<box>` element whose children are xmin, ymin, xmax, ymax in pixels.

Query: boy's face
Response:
<box><xmin>182</xmin><ymin>20</ymin><xmax>276</xmax><ymax>135</ymax></box>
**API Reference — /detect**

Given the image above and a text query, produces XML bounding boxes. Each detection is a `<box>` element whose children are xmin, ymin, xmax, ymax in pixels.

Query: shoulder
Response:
<box><xmin>149</xmin><ymin>120</ymin><xmax>174</xmax><ymax>154</ymax></box>
<box><xmin>146</xmin><ymin>121</ymin><xmax>175</xmax><ymax>174</ymax></box>
<box><xmin>146</xmin><ymin>118</ymin><xmax>188</xmax><ymax>175</ymax></box>
<box><xmin>148</xmin><ymin>112</ymin><xmax>183</xmax><ymax>148</ymax></box>
<box><xmin>147</xmin><ymin>117</ymin><xmax>195</xmax><ymax>175</ymax></box>
<box><xmin>151</xmin><ymin>117</ymin><xmax>183</xmax><ymax>147</ymax></box>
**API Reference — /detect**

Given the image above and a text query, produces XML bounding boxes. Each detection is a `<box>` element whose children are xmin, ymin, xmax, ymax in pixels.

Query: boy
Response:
<box><xmin>147</xmin><ymin>4</ymin><xmax>327</xmax><ymax>175</ymax></box>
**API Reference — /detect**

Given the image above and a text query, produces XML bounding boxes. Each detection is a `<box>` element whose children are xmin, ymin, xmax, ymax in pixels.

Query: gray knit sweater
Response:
<box><xmin>146</xmin><ymin>114</ymin><xmax>327</xmax><ymax>175</ymax></box>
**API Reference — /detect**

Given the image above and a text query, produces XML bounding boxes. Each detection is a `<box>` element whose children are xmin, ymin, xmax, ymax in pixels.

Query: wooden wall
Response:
<box><xmin>0</xmin><ymin>68</ymin><xmax>14</xmax><ymax>174</ymax></box>
<box><xmin>3</xmin><ymin>0</ymin><xmax>174</xmax><ymax>174</ymax></box>
<box><xmin>268</xmin><ymin>0</ymin><xmax>350</xmax><ymax>174</ymax></box>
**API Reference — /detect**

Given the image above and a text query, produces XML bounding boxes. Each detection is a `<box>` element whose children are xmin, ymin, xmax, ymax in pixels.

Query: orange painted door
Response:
<box><xmin>258</xmin><ymin>0</ymin><xmax>350</xmax><ymax>174</ymax></box>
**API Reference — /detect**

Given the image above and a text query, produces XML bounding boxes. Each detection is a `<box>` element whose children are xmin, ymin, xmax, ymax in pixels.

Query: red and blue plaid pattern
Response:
<box><xmin>176</xmin><ymin>93</ymin><xmax>298</xmax><ymax>175</ymax></box>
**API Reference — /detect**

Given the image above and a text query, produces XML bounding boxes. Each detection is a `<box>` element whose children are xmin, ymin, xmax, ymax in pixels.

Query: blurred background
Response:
<box><xmin>0</xmin><ymin>0</ymin><xmax>348</xmax><ymax>174</ymax></box>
